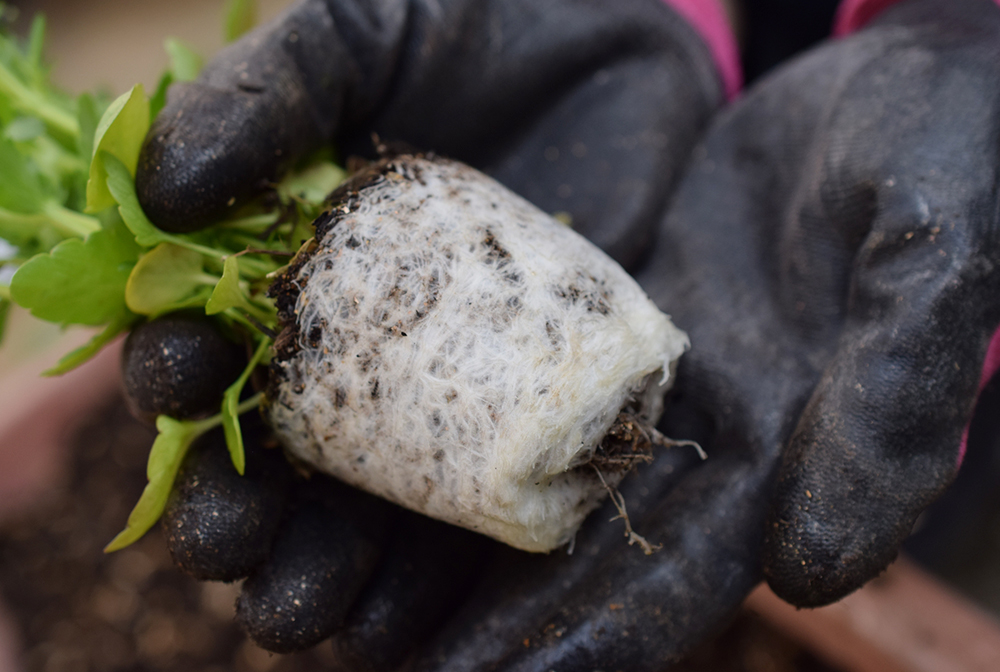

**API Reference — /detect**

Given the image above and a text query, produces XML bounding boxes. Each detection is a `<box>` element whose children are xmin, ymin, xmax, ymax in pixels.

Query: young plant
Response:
<box><xmin>0</xmin><ymin>5</ymin><xmax>343</xmax><ymax>549</ymax></box>
<box><xmin>0</xmin><ymin>4</ymin><xmax>694</xmax><ymax>555</ymax></box>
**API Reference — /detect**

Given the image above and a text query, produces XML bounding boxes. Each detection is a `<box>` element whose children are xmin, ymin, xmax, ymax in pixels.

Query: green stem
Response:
<box><xmin>161</xmin><ymin>234</ymin><xmax>232</xmax><ymax>260</ymax></box>
<box><xmin>216</xmin><ymin>213</ymin><xmax>280</xmax><ymax>232</ymax></box>
<box><xmin>222</xmin><ymin>307</ymin><xmax>262</xmax><ymax>333</ymax></box>
<box><xmin>41</xmin><ymin>201</ymin><xmax>101</xmax><ymax>238</ymax></box>
<box><xmin>43</xmin><ymin>311</ymin><xmax>136</xmax><ymax>376</ymax></box>
<box><xmin>0</xmin><ymin>61</ymin><xmax>79</xmax><ymax>139</ymax></box>
<box><xmin>0</xmin><ymin>203</ymin><xmax>100</xmax><ymax>241</ymax></box>
<box><xmin>240</xmin><ymin>297</ymin><xmax>276</xmax><ymax>323</ymax></box>
<box><xmin>191</xmin><ymin>391</ymin><xmax>264</xmax><ymax>435</ymax></box>
<box><xmin>0</xmin><ymin>285</ymin><xmax>10</xmax><ymax>301</ymax></box>
<box><xmin>195</xmin><ymin>272</ymin><xmax>223</xmax><ymax>286</ymax></box>
<box><xmin>232</xmin><ymin>254</ymin><xmax>279</xmax><ymax>278</ymax></box>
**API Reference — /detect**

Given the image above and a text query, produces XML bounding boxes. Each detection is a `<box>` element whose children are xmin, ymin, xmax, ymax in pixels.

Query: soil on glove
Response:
<box><xmin>0</xmin><ymin>397</ymin><xmax>836</xmax><ymax>672</ymax></box>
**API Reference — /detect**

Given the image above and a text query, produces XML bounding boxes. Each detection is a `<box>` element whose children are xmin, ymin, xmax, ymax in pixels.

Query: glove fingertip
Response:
<box><xmin>762</xmin><ymin>445</ymin><xmax>915</xmax><ymax>607</ymax></box>
<box><xmin>163</xmin><ymin>427</ymin><xmax>289</xmax><ymax>581</ymax></box>
<box><xmin>236</xmin><ymin>480</ymin><xmax>392</xmax><ymax>653</ymax></box>
<box><xmin>137</xmin><ymin>81</ymin><xmax>312</xmax><ymax>233</ymax></box>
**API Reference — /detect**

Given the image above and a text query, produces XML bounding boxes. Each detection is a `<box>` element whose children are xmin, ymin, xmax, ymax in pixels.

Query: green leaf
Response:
<box><xmin>164</xmin><ymin>38</ymin><xmax>203</xmax><ymax>83</ymax></box>
<box><xmin>105</xmin><ymin>391</ymin><xmax>264</xmax><ymax>552</ymax></box>
<box><xmin>149</xmin><ymin>72</ymin><xmax>173</xmax><ymax>121</ymax></box>
<box><xmin>279</xmin><ymin>160</ymin><xmax>346</xmax><ymax>204</ymax></box>
<box><xmin>0</xmin><ymin>136</ymin><xmax>45</xmax><ymax>213</ymax></box>
<box><xmin>224</xmin><ymin>0</ymin><xmax>258</xmax><ymax>43</ymax></box>
<box><xmin>220</xmin><ymin>337</ymin><xmax>270</xmax><ymax>475</ymax></box>
<box><xmin>10</xmin><ymin>218</ymin><xmax>140</xmax><ymax>325</ymax></box>
<box><xmin>104</xmin><ymin>414</ymin><xmax>208</xmax><ymax>552</ymax></box>
<box><xmin>86</xmin><ymin>85</ymin><xmax>149</xmax><ymax>213</ymax></box>
<box><xmin>75</xmin><ymin>93</ymin><xmax>99</xmax><ymax>163</ymax></box>
<box><xmin>43</xmin><ymin>310</ymin><xmax>135</xmax><ymax>376</ymax></box>
<box><xmin>26</xmin><ymin>15</ymin><xmax>46</xmax><ymax>72</ymax></box>
<box><xmin>222</xmin><ymin>338</ymin><xmax>271</xmax><ymax>476</ymax></box>
<box><xmin>125</xmin><ymin>242</ymin><xmax>212</xmax><ymax>315</ymax></box>
<box><xmin>103</xmin><ymin>150</ymin><xmax>167</xmax><ymax>245</ymax></box>
<box><xmin>206</xmin><ymin>255</ymin><xmax>252</xmax><ymax>315</ymax></box>
<box><xmin>4</xmin><ymin>116</ymin><xmax>45</xmax><ymax>142</ymax></box>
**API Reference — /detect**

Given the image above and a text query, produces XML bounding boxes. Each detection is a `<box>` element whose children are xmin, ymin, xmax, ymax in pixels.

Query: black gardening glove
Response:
<box><xmin>406</xmin><ymin>0</ymin><xmax>1000</xmax><ymax>667</ymax></box>
<box><xmin>646</xmin><ymin>0</ymin><xmax>1000</xmax><ymax>613</ymax></box>
<box><xmin>128</xmin><ymin>0</ymin><xmax>728</xmax><ymax>666</ymax></box>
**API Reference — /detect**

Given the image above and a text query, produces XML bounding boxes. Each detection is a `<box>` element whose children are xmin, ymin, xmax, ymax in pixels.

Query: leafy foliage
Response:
<box><xmin>10</xmin><ymin>218</ymin><xmax>138</xmax><ymax>325</ymax></box>
<box><xmin>104</xmin><ymin>392</ymin><xmax>263</xmax><ymax>552</ymax></box>
<box><xmin>0</xmin><ymin>1</ymin><xmax>345</xmax><ymax>551</ymax></box>
<box><xmin>85</xmin><ymin>85</ymin><xmax>149</xmax><ymax>212</ymax></box>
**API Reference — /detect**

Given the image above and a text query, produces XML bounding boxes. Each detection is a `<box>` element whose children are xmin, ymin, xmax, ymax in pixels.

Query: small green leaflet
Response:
<box><xmin>148</xmin><ymin>72</ymin><xmax>173</xmax><ymax>121</ymax></box>
<box><xmin>104</xmin><ymin>392</ymin><xmax>264</xmax><ymax>552</ymax></box>
<box><xmin>206</xmin><ymin>255</ymin><xmax>252</xmax><ymax>315</ymax></box>
<box><xmin>86</xmin><ymin>84</ymin><xmax>149</xmax><ymax>213</ymax></box>
<box><xmin>0</xmin><ymin>136</ymin><xmax>46</xmax><ymax>214</ymax></box>
<box><xmin>221</xmin><ymin>337</ymin><xmax>270</xmax><ymax>475</ymax></box>
<box><xmin>125</xmin><ymin>243</ymin><xmax>213</xmax><ymax>315</ymax></box>
<box><xmin>278</xmin><ymin>160</ymin><xmax>346</xmax><ymax>205</ymax></box>
<box><xmin>4</xmin><ymin>116</ymin><xmax>45</xmax><ymax>142</ymax></box>
<box><xmin>25</xmin><ymin>15</ymin><xmax>46</xmax><ymax>80</ymax></box>
<box><xmin>10</xmin><ymin>217</ymin><xmax>140</xmax><ymax>325</ymax></box>
<box><xmin>164</xmin><ymin>39</ymin><xmax>203</xmax><ymax>82</ymax></box>
<box><xmin>0</xmin><ymin>138</ymin><xmax>100</xmax><ymax>240</ymax></box>
<box><xmin>224</xmin><ymin>0</ymin><xmax>258</xmax><ymax>43</ymax></box>
<box><xmin>104</xmin><ymin>413</ymin><xmax>213</xmax><ymax>552</ymax></box>
<box><xmin>75</xmin><ymin>93</ymin><xmax>100</xmax><ymax>162</ymax></box>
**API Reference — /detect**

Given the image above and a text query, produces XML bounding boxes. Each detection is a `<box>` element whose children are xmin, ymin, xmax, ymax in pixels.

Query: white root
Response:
<box><xmin>267</xmin><ymin>155</ymin><xmax>689</xmax><ymax>552</ymax></box>
<box><xmin>592</xmin><ymin>465</ymin><xmax>661</xmax><ymax>556</ymax></box>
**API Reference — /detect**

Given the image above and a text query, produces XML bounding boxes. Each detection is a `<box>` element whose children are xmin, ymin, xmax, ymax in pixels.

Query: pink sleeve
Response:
<box><xmin>661</xmin><ymin>0</ymin><xmax>742</xmax><ymax>101</ymax></box>
<box><xmin>958</xmin><ymin>329</ymin><xmax>1000</xmax><ymax>464</ymax></box>
<box><xmin>834</xmin><ymin>0</ymin><xmax>1000</xmax><ymax>36</ymax></box>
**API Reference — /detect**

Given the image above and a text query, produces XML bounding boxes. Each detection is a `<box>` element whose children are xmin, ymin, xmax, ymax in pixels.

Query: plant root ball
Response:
<box><xmin>267</xmin><ymin>155</ymin><xmax>688</xmax><ymax>552</ymax></box>
<box><xmin>121</xmin><ymin>314</ymin><xmax>245</xmax><ymax>423</ymax></box>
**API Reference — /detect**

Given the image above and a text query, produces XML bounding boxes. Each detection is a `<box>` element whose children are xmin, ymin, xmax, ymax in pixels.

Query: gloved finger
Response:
<box><xmin>764</xmin><ymin>185</ymin><xmax>1000</xmax><ymax>606</ymax></box>
<box><xmin>137</xmin><ymin>0</ymin><xmax>724</xmax><ymax>272</ymax></box>
<box><xmin>136</xmin><ymin>0</ymin><xmax>408</xmax><ymax>232</ymax></box>
<box><xmin>121</xmin><ymin>314</ymin><xmax>245</xmax><ymax>423</ymax></box>
<box><xmin>329</xmin><ymin>513</ymin><xmax>489</xmax><ymax>672</ymax></box>
<box><xmin>339</xmin><ymin>0</ymin><xmax>724</xmax><ymax>271</ymax></box>
<box><xmin>236</xmin><ymin>475</ymin><xmax>394</xmax><ymax>653</ymax></box>
<box><xmin>162</xmin><ymin>419</ymin><xmax>290</xmax><ymax>581</ymax></box>
<box><xmin>459</xmin><ymin>295</ymin><xmax>820</xmax><ymax>671</ymax></box>
<box><xmin>765</xmin><ymin>306</ymin><xmax>1000</xmax><ymax>606</ymax></box>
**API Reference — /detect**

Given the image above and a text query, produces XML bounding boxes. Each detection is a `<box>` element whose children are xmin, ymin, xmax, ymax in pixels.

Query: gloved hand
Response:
<box><xmin>128</xmin><ymin>0</ymin><xmax>735</xmax><ymax>667</ymax></box>
<box><xmin>405</xmin><ymin>0</ymin><xmax>1000</xmax><ymax>666</ymax></box>
<box><xmin>643</xmin><ymin>0</ymin><xmax>1000</xmax><ymax>613</ymax></box>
